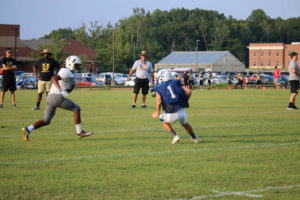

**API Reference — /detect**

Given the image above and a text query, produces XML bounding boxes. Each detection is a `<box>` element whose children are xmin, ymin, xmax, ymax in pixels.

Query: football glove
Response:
<box><xmin>150</xmin><ymin>88</ymin><xmax>156</xmax><ymax>97</ymax></box>
<box><xmin>60</xmin><ymin>90</ymin><xmax>70</xmax><ymax>97</ymax></box>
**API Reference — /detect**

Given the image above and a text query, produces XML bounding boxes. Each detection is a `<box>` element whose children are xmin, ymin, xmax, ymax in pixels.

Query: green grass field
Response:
<box><xmin>0</xmin><ymin>88</ymin><xmax>299</xmax><ymax>200</ymax></box>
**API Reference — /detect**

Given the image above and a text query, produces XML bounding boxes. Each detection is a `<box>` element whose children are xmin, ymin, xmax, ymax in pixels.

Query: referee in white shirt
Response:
<box><xmin>127</xmin><ymin>51</ymin><xmax>154</xmax><ymax>108</ymax></box>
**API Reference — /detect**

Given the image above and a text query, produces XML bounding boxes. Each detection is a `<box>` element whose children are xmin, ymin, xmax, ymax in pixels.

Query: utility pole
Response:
<box><xmin>112</xmin><ymin>28</ymin><xmax>115</xmax><ymax>86</ymax></box>
<box><xmin>133</xmin><ymin>42</ymin><xmax>136</xmax><ymax>62</ymax></box>
<box><xmin>196</xmin><ymin>40</ymin><xmax>200</xmax><ymax>70</ymax></box>
<box><xmin>13</xmin><ymin>27</ymin><xmax>18</xmax><ymax>60</ymax></box>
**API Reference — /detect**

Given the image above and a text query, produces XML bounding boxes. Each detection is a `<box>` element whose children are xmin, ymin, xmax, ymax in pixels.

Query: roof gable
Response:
<box><xmin>20</xmin><ymin>39</ymin><xmax>52</xmax><ymax>51</ymax></box>
<box><xmin>64</xmin><ymin>39</ymin><xmax>97</xmax><ymax>61</ymax></box>
<box><xmin>157</xmin><ymin>51</ymin><xmax>229</xmax><ymax>65</ymax></box>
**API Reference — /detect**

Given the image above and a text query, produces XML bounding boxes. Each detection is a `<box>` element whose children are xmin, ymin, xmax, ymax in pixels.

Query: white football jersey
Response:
<box><xmin>49</xmin><ymin>68</ymin><xmax>75</xmax><ymax>95</ymax></box>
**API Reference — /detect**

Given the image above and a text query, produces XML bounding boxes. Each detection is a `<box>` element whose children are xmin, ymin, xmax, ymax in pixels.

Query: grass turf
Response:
<box><xmin>0</xmin><ymin>88</ymin><xmax>299</xmax><ymax>199</ymax></box>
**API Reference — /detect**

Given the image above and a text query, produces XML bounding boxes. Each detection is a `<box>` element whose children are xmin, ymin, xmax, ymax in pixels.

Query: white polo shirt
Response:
<box><xmin>132</xmin><ymin>59</ymin><xmax>153</xmax><ymax>79</ymax></box>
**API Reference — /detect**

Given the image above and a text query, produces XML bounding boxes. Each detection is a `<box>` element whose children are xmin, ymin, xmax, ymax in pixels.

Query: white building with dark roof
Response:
<box><xmin>155</xmin><ymin>51</ymin><xmax>245</xmax><ymax>73</ymax></box>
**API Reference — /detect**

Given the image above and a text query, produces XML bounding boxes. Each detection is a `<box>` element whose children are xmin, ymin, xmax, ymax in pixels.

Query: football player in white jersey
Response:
<box><xmin>21</xmin><ymin>55</ymin><xmax>93</xmax><ymax>142</ymax></box>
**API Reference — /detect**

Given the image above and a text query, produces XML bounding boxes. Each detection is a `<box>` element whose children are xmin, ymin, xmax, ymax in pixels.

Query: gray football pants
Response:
<box><xmin>44</xmin><ymin>94</ymin><xmax>80</xmax><ymax>124</ymax></box>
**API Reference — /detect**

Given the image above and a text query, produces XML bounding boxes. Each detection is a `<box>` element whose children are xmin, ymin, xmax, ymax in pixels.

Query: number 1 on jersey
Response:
<box><xmin>167</xmin><ymin>86</ymin><xmax>176</xmax><ymax>99</ymax></box>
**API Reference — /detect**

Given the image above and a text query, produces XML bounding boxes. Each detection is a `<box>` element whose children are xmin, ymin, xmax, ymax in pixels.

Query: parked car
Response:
<box><xmin>97</xmin><ymin>73</ymin><xmax>112</xmax><ymax>85</ymax></box>
<box><xmin>211</xmin><ymin>74</ymin><xmax>228</xmax><ymax>84</ymax></box>
<box><xmin>249</xmin><ymin>74</ymin><xmax>274</xmax><ymax>84</ymax></box>
<box><xmin>78</xmin><ymin>73</ymin><xmax>93</xmax><ymax>78</ymax></box>
<box><xmin>75</xmin><ymin>77</ymin><xmax>103</xmax><ymax>86</ymax></box>
<box><xmin>125</xmin><ymin>77</ymin><xmax>136</xmax><ymax>86</ymax></box>
<box><xmin>279</xmin><ymin>75</ymin><xmax>289</xmax><ymax>88</ymax></box>
<box><xmin>113</xmin><ymin>73</ymin><xmax>126</xmax><ymax>85</ymax></box>
<box><xmin>122</xmin><ymin>74</ymin><xmax>129</xmax><ymax>81</ymax></box>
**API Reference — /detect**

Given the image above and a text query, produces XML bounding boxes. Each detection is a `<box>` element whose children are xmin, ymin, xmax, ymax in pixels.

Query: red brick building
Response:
<box><xmin>0</xmin><ymin>24</ymin><xmax>36</xmax><ymax>71</ymax></box>
<box><xmin>64</xmin><ymin>39</ymin><xmax>98</xmax><ymax>73</ymax></box>
<box><xmin>248</xmin><ymin>42</ymin><xmax>300</xmax><ymax>71</ymax></box>
<box><xmin>0</xmin><ymin>24</ymin><xmax>99</xmax><ymax>73</ymax></box>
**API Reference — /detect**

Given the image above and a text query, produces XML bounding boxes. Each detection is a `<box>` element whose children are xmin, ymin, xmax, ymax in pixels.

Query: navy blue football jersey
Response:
<box><xmin>154</xmin><ymin>79</ymin><xmax>189</xmax><ymax>113</ymax></box>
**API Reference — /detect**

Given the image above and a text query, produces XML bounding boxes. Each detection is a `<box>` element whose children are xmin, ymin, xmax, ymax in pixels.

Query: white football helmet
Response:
<box><xmin>156</xmin><ymin>69</ymin><xmax>173</xmax><ymax>85</ymax></box>
<box><xmin>65</xmin><ymin>55</ymin><xmax>81</xmax><ymax>72</ymax></box>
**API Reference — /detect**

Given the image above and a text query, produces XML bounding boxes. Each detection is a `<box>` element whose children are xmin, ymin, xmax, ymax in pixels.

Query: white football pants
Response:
<box><xmin>159</xmin><ymin>108</ymin><xmax>187</xmax><ymax>125</ymax></box>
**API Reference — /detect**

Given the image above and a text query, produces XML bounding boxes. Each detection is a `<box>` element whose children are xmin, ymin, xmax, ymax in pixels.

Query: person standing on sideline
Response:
<box><xmin>199</xmin><ymin>73</ymin><xmax>204</xmax><ymax>90</ymax></box>
<box><xmin>21</xmin><ymin>55</ymin><xmax>93</xmax><ymax>142</ymax></box>
<box><xmin>234</xmin><ymin>73</ymin><xmax>239</xmax><ymax>89</ymax></box>
<box><xmin>273</xmin><ymin>66</ymin><xmax>281</xmax><ymax>90</ymax></box>
<box><xmin>183</xmin><ymin>71</ymin><xmax>189</xmax><ymax>88</ymax></box>
<box><xmin>245</xmin><ymin>72</ymin><xmax>250</xmax><ymax>90</ymax></box>
<box><xmin>188</xmin><ymin>71</ymin><xmax>194</xmax><ymax>90</ymax></box>
<box><xmin>227</xmin><ymin>73</ymin><xmax>232</xmax><ymax>89</ymax></box>
<box><xmin>127</xmin><ymin>50</ymin><xmax>154</xmax><ymax>108</ymax></box>
<box><xmin>256</xmin><ymin>72</ymin><xmax>262</xmax><ymax>89</ymax></box>
<box><xmin>0</xmin><ymin>48</ymin><xmax>17</xmax><ymax>108</ymax></box>
<box><xmin>238</xmin><ymin>72</ymin><xmax>244</xmax><ymax>89</ymax></box>
<box><xmin>287</xmin><ymin>52</ymin><xmax>300</xmax><ymax>110</ymax></box>
<box><xmin>32</xmin><ymin>49</ymin><xmax>60</xmax><ymax>110</ymax></box>
<box><xmin>207</xmin><ymin>72</ymin><xmax>212</xmax><ymax>90</ymax></box>
<box><xmin>151</xmin><ymin>69</ymin><xmax>199</xmax><ymax>144</ymax></box>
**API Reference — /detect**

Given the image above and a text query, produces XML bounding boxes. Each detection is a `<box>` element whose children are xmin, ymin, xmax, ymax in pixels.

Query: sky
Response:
<box><xmin>1</xmin><ymin>0</ymin><xmax>300</xmax><ymax>40</ymax></box>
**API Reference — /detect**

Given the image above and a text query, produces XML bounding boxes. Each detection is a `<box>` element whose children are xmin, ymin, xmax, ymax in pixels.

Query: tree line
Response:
<box><xmin>41</xmin><ymin>8</ymin><xmax>300</xmax><ymax>72</ymax></box>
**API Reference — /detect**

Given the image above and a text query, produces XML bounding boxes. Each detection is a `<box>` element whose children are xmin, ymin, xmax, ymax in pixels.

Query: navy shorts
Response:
<box><xmin>1</xmin><ymin>78</ymin><xmax>16</xmax><ymax>91</ymax></box>
<box><xmin>289</xmin><ymin>80</ymin><xmax>299</xmax><ymax>94</ymax></box>
<box><xmin>134</xmin><ymin>78</ymin><xmax>149</xmax><ymax>95</ymax></box>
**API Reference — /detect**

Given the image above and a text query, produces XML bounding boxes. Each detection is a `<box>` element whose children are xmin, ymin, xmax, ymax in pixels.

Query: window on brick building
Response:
<box><xmin>276</xmin><ymin>51</ymin><xmax>279</xmax><ymax>56</ymax></box>
<box><xmin>276</xmin><ymin>61</ymin><xmax>279</xmax><ymax>66</ymax></box>
<box><xmin>268</xmin><ymin>60</ymin><xmax>271</xmax><ymax>66</ymax></box>
<box><xmin>260</xmin><ymin>61</ymin><xmax>264</xmax><ymax>66</ymax></box>
<box><xmin>253</xmin><ymin>51</ymin><xmax>256</xmax><ymax>56</ymax></box>
<box><xmin>253</xmin><ymin>61</ymin><xmax>256</xmax><ymax>66</ymax></box>
<box><xmin>261</xmin><ymin>51</ymin><xmax>264</xmax><ymax>56</ymax></box>
<box><xmin>269</xmin><ymin>50</ymin><xmax>271</xmax><ymax>56</ymax></box>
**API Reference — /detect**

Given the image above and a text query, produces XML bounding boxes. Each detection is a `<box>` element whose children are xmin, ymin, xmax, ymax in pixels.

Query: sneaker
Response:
<box><xmin>0</xmin><ymin>104</ymin><xmax>2</xmax><ymax>108</ymax></box>
<box><xmin>32</xmin><ymin>107</ymin><xmax>40</xmax><ymax>110</ymax></box>
<box><xmin>77</xmin><ymin>131</ymin><xmax>93</xmax><ymax>139</ymax></box>
<box><xmin>171</xmin><ymin>135</ymin><xmax>180</xmax><ymax>144</ymax></box>
<box><xmin>191</xmin><ymin>136</ymin><xmax>200</xmax><ymax>143</ymax></box>
<box><xmin>141</xmin><ymin>105</ymin><xmax>148</xmax><ymax>109</ymax></box>
<box><xmin>12</xmin><ymin>104</ymin><xmax>16</xmax><ymax>109</ymax></box>
<box><xmin>21</xmin><ymin>127</ymin><xmax>30</xmax><ymax>142</ymax></box>
<box><xmin>131</xmin><ymin>104</ymin><xmax>136</xmax><ymax>109</ymax></box>
<box><xmin>287</xmin><ymin>105</ymin><xmax>296</xmax><ymax>110</ymax></box>
<box><xmin>292</xmin><ymin>104</ymin><xmax>298</xmax><ymax>109</ymax></box>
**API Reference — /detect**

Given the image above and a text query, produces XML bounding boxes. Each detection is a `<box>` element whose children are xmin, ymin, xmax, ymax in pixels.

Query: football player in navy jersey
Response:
<box><xmin>152</xmin><ymin>69</ymin><xmax>199</xmax><ymax>144</ymax></box>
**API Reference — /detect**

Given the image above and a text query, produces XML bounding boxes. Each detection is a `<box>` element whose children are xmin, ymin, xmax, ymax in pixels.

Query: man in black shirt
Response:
<box><xmin>32</xmin><ymin>49</ymin><xmax>60</xmax><ymax>110</ymax></box>
<box><xmin>0</xmin><ymin>48</ymin><xmax>17</xmax><ymax>108</ymax></box>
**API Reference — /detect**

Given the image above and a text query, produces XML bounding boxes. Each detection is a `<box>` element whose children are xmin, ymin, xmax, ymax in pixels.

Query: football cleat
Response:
<box><xmin>21</xmin><ymin>127</ymin><xmax>30</xmax><ymax>142</ymax></box>
<box><xmin>32</xmin><ymin>107</ymin><xmax>40</xmax><ymax>110</ymax></box>
<box><xmin>77</xmin><ymin>131</ymin><xmax>93</xmax><ymax>139</ymax></box>
<box><xmin>191</xmin><ymin>136</ymin><xmax>200</xmax><ymax>143</ymax></box>
<box><xmin>131</xmin><ymin>104</ymin><xmax>136</xmax><ymax>109</ymax></box>
<box><xmin>141</xmin><ymin>105</ymin><xmax>148</xmax><ymax>109</ymax></box>
<box><xmin>171</xmin><ymin>135</ymin><xmax>180</xmax><ymax>144</ymax></box>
